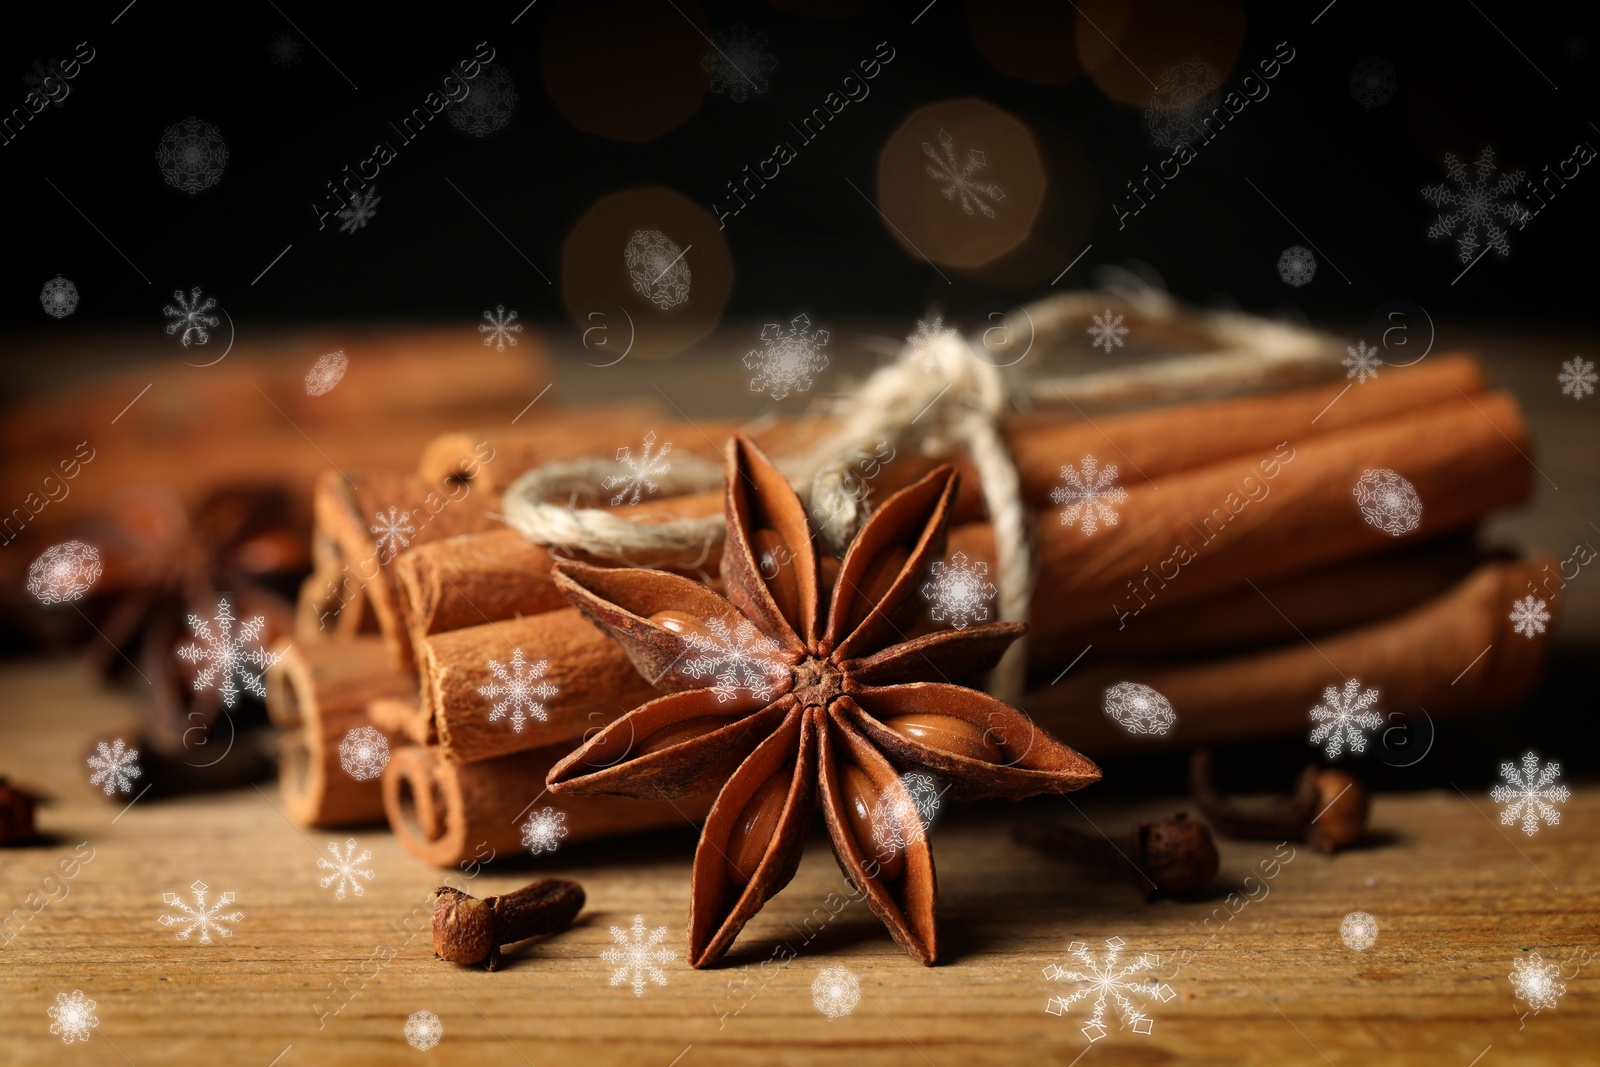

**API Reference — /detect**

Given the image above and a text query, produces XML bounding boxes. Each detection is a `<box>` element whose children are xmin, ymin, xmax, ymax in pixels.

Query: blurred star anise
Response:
<box><xmin>549</xmin><ymin>435</ymin><xmax>1100</xmax><ymax>966</ymax></box>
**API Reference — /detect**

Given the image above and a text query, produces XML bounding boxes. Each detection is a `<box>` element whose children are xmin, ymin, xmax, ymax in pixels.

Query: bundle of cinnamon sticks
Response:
<box><xmin>268</xmin><ymin>350</ymin><xmax>1550</xmax><ymax>866</ymax></box>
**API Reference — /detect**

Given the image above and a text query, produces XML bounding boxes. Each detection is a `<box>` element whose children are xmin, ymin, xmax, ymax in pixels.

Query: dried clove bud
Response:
<box><xmin>1189</xmin><ymin>749</ymin><xmax>1369</xmax><ymax>854</ymax></box>
<box><xmin>432</xmin><ymin>878</ymin><xmax>585</xmax><ymax>970</ymax></box>
<box><xmin>0</xmin><ymin>778</ymin><xmax>44</xmax><ymax>846</ymax></box>
<box><xmin>1014</xmin><ymin>811</ymin><xmax>1220</xmax><ymax>900</ymax></box>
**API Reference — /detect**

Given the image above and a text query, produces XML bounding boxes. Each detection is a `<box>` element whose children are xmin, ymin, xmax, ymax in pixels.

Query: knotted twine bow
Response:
<box><xmin>503</xmin><ymin>280</ymin><xmax>1344</xmax><ymax>703</ymax></box>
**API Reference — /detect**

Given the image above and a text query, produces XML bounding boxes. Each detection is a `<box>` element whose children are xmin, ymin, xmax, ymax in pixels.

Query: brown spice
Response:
<box><xmin>432</xmin><ymin>878</ymin><xmax>585</xmax><ymax>970</ymax></box>
<box><xmin>1189</xmin><ymin>749</ymin><xmax>1369</xmax><ymax>854</ymax></box>
<box><xmin>0</xmin><ymin>778</ymin><xmax>43</xmax><ymax>845</ymax></box>
<box><xmin>1013</xmin><ymin>811</ymin><xmax>1219</xmax><ymax>899</ymax></box>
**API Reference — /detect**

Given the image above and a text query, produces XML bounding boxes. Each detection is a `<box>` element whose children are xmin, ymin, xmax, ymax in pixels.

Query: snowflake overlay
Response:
<box><xmin>1509</xmin><ymin>595</ymin><xmax>1551</xmax><ymax>638</ymax></box>
<box><xmin>1308</xmin><ymin>678</ymin><xmax>1384</xmax><ymax>758</ymax></box>
<box><xmin>47</xmin><ymin>990</ymin><xmax>98</xmax><ymax>1044</ymax></box>
<box><xmin>1102</xmin><ymin>682</ymin><xmax>1176</xmax><ymax>737</ymax></box>
<box><xmin>41</xmin><ymin>275</ymin><xmax>78</xmax><ymax>318</ymax></box>
<box><xmin>812</xmin><ymin>965</ymin><xmax>862</xmax><ymax>1019</ymax></box>
<box><xmin>478</xmin><ymin>648</ymin><xmax>559</xmax><ymax>733</ymax></box>
<box><xmin>1510</xmin><ymin>953</ymin><xmax>1566</xmax><ymax>1012</ymax></box>
<box><xmin>907</xmin><ymin>315</ymin><xmax>958</xmax><ymax>373</ymax></box>
<box><xmin>746</xmin><ymin>314</ymin><xmax>830</xmax><ymax>400</ymax></box>
<box><xmin>684</xmin><ymin>616</ymin><xmax>786</xmax><ymax>701</ymax></box>
<box><xmin>1558</xmin><ymin>356</ymin><xmax>1596</xmax><ymax>399</ymax></box>
<box><xmin>1277</xmin><ymin>245</ymin><xmax>1317</xmax><ymax>287</ymax></box>
<box><xmin>1089</xmin><ymin>308</ymin><xmax>1129</xmax><ymax>353</ymax></box>
<box><xmin>87</xmin><ymin>738</ymin><xmax>142</xmax><ymax>796</ymax></box>
<box><xmin>164</xmin><ymin>287</ymin><xmax>219</xmax><ymax>347</ymax></box>
<box><xmin>870</xmin><ymin>771</ymin><xmax>944</xmax><ymax>858</ymax></box>
<box><xmin>522</xmin><ymin>807</ymin><xmax>569</xmax><ymax>856</ymax></box>
<box><xmin>337</xmin><ymin>187</ymin><xmax>381</xmax><ymax>234</ymax></box>
<box><xmin>339</xmin><ymin>726</ymin><xmax>390</xmax><ymax>781</ymax></box>
<box><xmin>624</xmin><ymin>229</ymin><xmax>692</xmax><ymax>310</ymax></box>
<box><xmin>267</xmin><ymin>31</ymin><xmax>305</xmax><ymax>67</ymax></box>
<box><xmin>23</xmin><ymin>59</ymin><xmax>68</xmax><ymax>108</ymax></box>
<box><xmin>370</xmin><ymin>507</ymin><xmax>416</xmax><ymax>563</ymax></box>
<box><xmin>177</xmin><ymin>597</ymin><xmax>283</xmax><ymax>708</ymax></box>
<box><xmin>448</xmin><ymin>63</ymin><xmax>517</xmax><ymax>137</ymax></box>
<box><xmin>1353</xmin><ymin>468</ymin><xmax>1422</xmax><ymax>537</ymax></box>
<box><xmin>1491</xmin><ymin>751</ymin><xmax>1570</xmax><ymax>836</ymax></box>
<box><xmin>602</xmin><ymin>914</ymin><xmax>676</xmax><ymax>997</ymax></box>
<box><xmin>156</xmin><ymin>117</ymin><xmax>228</xmax><ymax>195</ymax></box>
<box><xmin>1144</xmin><ymin>58</ymin><xmax>1221</xmax><ymax>150</ymax></box>
<box><xmin>921</xmin><ymin>551</ymin><xmax>997</xmax><ymax>630</ymax></box>
<box><xmin>923</xmin><ymin>128</ymin><xmax>1005</xmax><ymax>218</ymax></box>
<box><xmin>405</xmin><ymin>1010</ymin><xmax>443</xmax><ymax>1051</ymax></box>
<box><xmin>1051</xmin><ymin>455</ymin><xmax>1128</xmax><ymax>536</ymax></box>
<box><xmin>479</xmin><ymin>305</ymin><xmax>524</xmax><ymax>350</ymax></box>
<box><xmin>1422</xmin><ymin>146</ymin><xmax>1530</xmax><ymax>264</ymax></box>
<box><xmin>1340</xmin><ymin>911</ymin><xmax>1378</xmax><ymax>951</ymax></box>
<box><xmin>317</xmin><ymin>838</ymin><xmax>375</xmax><ymax>899</ymax></box>
<box><xmin>1044</xmin><ymin>936</ymin><xmax>1175</xmax><ymax>1042</ymax></box>
<box><xmin>603</xmin><ymin>431</ymin><xmax>672</xmax><ymax>506</ymax></box>
<box><xmin>158</xmin><ymin>880</ymin><xmax>242</xmax><ymax>944</ymax></box>
<box><xmin>1348</xmin><ymin>57</ymin><xmax>1397</xmax><ymax>108</ymax></box>
<box><xmin>702</xmin><ymin>23</ymin><xmax>778</xmax><ymax>102</ymax></box>
<box><xmin>1344</xmin><ymin>339</ymin><xmax>1381</xmax><ymax>383</ymax></box>
<box><xmin>26</xmin><ymin>540</ymin><xmax>102</xmax><ymax>604</ymax></box>
<box><xmin>306</xmin><ymin>350</ymin><xmax>348</xmax><ymax>396</ymax></box>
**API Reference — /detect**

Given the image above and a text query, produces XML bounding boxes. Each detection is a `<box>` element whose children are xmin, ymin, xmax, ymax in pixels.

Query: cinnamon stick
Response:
<box><xmin>383</xmin><ymin>742</ymin><xmax>711</xmax><ymax>868</ymax></box>
<box><xmin>1024</xmin><ymin>558</ymin><xmax>1552</xmax><ymax>754</ymax></box>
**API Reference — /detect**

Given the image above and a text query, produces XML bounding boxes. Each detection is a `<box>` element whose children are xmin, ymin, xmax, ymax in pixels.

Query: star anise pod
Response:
<box><xmin>548</xmin><ymin>434</ymin><xmax>1100</xmax><ymax>966</ymax></box>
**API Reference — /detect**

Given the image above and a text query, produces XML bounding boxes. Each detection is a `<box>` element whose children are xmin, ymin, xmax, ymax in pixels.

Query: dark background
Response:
<box><xmin>2</xmin><ymin>0</ymin><xmax>1597</xmax><ymax>361</ymax></box>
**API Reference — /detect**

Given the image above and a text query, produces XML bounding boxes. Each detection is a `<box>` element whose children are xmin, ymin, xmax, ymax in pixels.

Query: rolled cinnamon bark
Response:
<box><xmin>1024</xmin><ymin>558</ymin><xmax>1553</xmax><ymax>755</ymax></box>
<box><xmin>369</xmin><ymin>693</ymin><xmax>430</xmax><ymax>746</ymax></box>
<box><xmin>265</xmin><ymin>639</ymin><xmax>415</xmax><ymax>826</ymax></box>
<box><xmin>383</xmin><ymin>742</ymin><xmax>711</xmax><ymax>867</ymax></box>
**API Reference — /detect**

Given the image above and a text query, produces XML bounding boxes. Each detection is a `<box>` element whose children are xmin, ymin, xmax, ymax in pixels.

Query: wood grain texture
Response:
<box><xmin>2</xmin><ymin>659</ymin><xmax>1595</xmax><ymax>1067</ymax></box>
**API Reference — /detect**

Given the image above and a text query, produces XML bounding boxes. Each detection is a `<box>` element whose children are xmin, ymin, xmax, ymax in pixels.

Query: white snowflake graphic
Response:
<box><xmin>1353</xmin><ymin>468</ymin><xmax>1422</xmax><ymax>537</ymax></box>
<box><xmin>86</xmin><ymin>738</ymin><xmax>142</xmax><ymax>796</ymax></box>
<box><xmin>479</xmin><ymin>305</ymin><xmax>524</xmax><ymax>351</ymax></box>
<box><xmin>870</xmin><ymin>771</ymin><xmax>944</xmax><ymax>858</ymax></box>
<box><xmin>478</xmin><ymin>648</ymin><xmax>559</xmax><ymax>733</ymax></box>
<box><xmin>1340</xmin><ymin>911</ymin><xmax>1378</xmax><ymax>951</ymax></box>
<box><xmin>1102</xmin><ymin>682</ymin><xmax>1176</xmax><ymax>737</ymax></box>
<box><xmin>907</xmin><ymin>315</ymin><xmax>958</xmax><ymax>372</ymax></box>
<box><xmin>1349</xmin><ymin>57</ymin><xmax>1397</xmax><ymax>108</ymax></box>
<box><xmin>1051</xmin><ymin>455</ymin><xmax>1128</xmax><ymax>536</ymax></box>
<box><xmin>156</xmin><ymin>117</ymin><xmax>228</xmax><ymax>195</ymax></box>
<box><xmin>405</xmin><ymin>1010</ymin><xmax>443</xmax><ymax>1050</ymax></box>
<box><xmin>521</xmin><ymin>807</ymin><xmax>569</xmax><ymax>856</ymax></box>
<box><xmin>745</xmin><ymin>314</ymin><xmax>829</xmax><ymax>400</ymax></box>
<box><xmin>267</xmin><ymin>31</ymin><xmax>305</xmax><ymax>67</ymax></box>
<box><xmin>177</xmin><ymin>597</ymin><xmax>284</xmax><ymax>708</ymax></box>
<box><xmin>1044</xmin><ymin>936</ymin><xmax>1175</xmax><ymax>1042</ymax></box>
<box><xmin>317</xmin><ymin>838</ymin><xmax>374</xmax><ymax>900</ymax></box>
<box><xmin>1144</xmin><ymin>58</ymin><xmax>1221</xmax><ymax>150</ymax></box>
<box><xmin>1088</xmin><ymin>308</ymin><xmax>1129</xmax><ymax>353</ymax></box>
<box><xmin>23</xmin><ymin>59</ymin><xmax>69</xmax><ymax>108</ymax></box>
<box><xmin>1491</xmin><ymin>751</ymin><xmax>1570</xmax><ymax>836</ymax></box>
<box><xmin>624</xmin><ymin>229</ymin><xmax>692</xmax><ymax>310</ymax></box>
<box><xmin>1308</xmin><ymin>678</ymin><xmax>1384</xmax><ymax>759</ymax></box>
<box><xmin>1510</xmin><ymin>953</ymin><xmax>1566</xmax><ymax>1012</ymax></box>
<box><xmin>1422</xmin><ymin>146</ymin><xmax>1530</xmax><ymax>264</ymax></box>
<box><xmin>602</xmin><ymin>914</ymin><xmax>676</xmax><ymax>997</ymax></box>
<box><xmin>40</xmin><ymin>275</ymin><xmax>78</xmax><ymax>318</ymax></box>
<box><xmin>923</xmin><ymin>128</ymin><xmax>1005</xmax><ymax>218</ymax></box>
<box><xmin>1277</xmin><ymin>245</ymin><xmax>1317</xmax><ymax>287</ymax></box>
<box><xmin>812</xmin><ymin>965</ymin><xmax>861</xmax><ymax>1019</ymax></box>
<box><xmin>683</xmin><ymin>616</ymin><xmax>786</xmax><ymax>702</ymax></box>
<box><xmin>163</xmin><ymin>287</ymin><xmax>219</xmax><ymax>347</ymax></box>
<box><xmin>339</xmin><ymin>725</ymin><xmax>390</xmax><ymax>781</ymax></box>
<box><xmin>47</xmin><ymin>990</ymin><xmax>98</xmax><ymax>1045</ymax></box>
<box><xmin>603</xmin><ymin>431</ymin><xmax>672</xmax><ymax>506</ymax></box>
<box><xmin>26</xmin><ymin>540</ymin><xmax>102</xmax><ymax>604</ymax></box>
<box><xmin>370</xmin><ymin>506</ymin><xmax>416</xmax><ymax>563</ymax></box>
<box><xmin>1509</xmin><ymin>595</ymin><xmax>1551</xmax><ymax>638</ymax></box>
<box><xmin>337</xmin><ymin>187</ymin><xmax>381</xmax><ymax>234</ymax></box>
<box><xmin>1558</xmin><ymin>356</ymin><xmax>1596</xmax><ymax>399</ymax></box>
<box><xmin>701</xmin><ymin>23</ymin><xmax>778</xmax><ymax>102</ymax></box>
<box><xmin>158</xmin><ymin>879</ymin><xmax>242</xmax><ymax>944</ymax></box>
<box><xmin>448</xmin><ymin>62</ymin><xmax>517</xmax><ymax>138</ymax></box>
<box><xmin>920</xmin><ymin>551</ymin><xmax>997</xmax><ymax>630</ymax></box>
<box><xmin>305</xmin><ymin>350</ymin><xmax>348</xmax><ymax>396</ymax></box>
<box><xmin>1344</xmin><ymin>339</ymin><xmax>1381</xmax><ymax>383</ymax></box>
